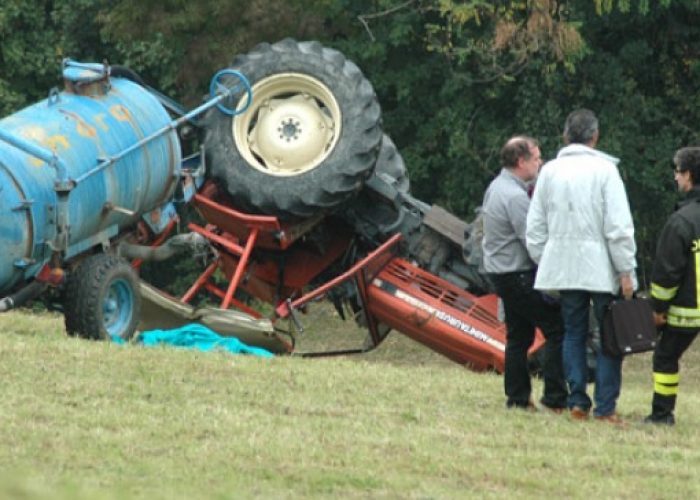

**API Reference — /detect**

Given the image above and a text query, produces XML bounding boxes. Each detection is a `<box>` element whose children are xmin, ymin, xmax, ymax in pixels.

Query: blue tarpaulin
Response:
<box><xmin>113</xmin><ymin>323</ymin><xmax>274</xmax><ymax>358</ymax></box>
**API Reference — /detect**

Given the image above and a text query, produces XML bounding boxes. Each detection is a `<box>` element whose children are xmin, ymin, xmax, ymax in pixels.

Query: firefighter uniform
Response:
<box><xmin>648</xmin><ymin>187</ymin><xmax>700</xmax><ymax>422</ymax></box>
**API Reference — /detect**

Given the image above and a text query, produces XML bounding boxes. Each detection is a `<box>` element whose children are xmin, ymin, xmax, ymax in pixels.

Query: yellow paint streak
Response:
<box><xmin>18</xmin><ymin>126</ymin><xmax>70</xmax><ymax>167</ymax></box>
<box><xmin>22</xmin><ymin>124</ymin><xmax>47</xmax><ymax>166</ymax></box>
<box><xmin>46</xmin><ymin>135</ymin><xmax>70</xmax><ymax>151</ymax></box>
<box><xmin>110</xmin><ymin>105</ymin><xmax>132</xmax><ymax>122</ymax></box>
<box><xmin>94</xmin><ymin>113</ymin><xmax>109</xmax><ymax>131</ymax></box>
<box><xmin>74</xmin><ymin>118</ymin><xmax>97</xmax><ymax>138</ymax></box>
<box><xmin>18</xmin><ymin>125</ymin><xmax>47</xmax><ymax>142</ymax></box>
<box><xmin>77</xmin><ymin>122</ymin><xmax>96</xmax><ymax>137</ymax></box>
<box><xmin>60</xmin><ymin>110</ymin><xmax>98</xmax><ymax>138</ymax></box>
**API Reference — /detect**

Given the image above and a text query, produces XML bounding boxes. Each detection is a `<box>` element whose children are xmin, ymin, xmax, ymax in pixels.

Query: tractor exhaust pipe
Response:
<box><xmin>117</xmin><ymin>233</ymin><xmax>209</xmax><ymax>262</ymax></box>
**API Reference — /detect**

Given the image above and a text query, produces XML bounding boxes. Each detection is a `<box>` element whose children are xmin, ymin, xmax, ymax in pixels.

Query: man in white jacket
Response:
<box><xmin>526</xmin><ymin>109</ymin><xmax>636</xmax><ymax>423</ymax></box>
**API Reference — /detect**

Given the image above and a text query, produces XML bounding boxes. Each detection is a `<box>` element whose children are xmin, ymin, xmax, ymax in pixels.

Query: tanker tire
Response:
<box><xmin>204</xmin><ymin>38</ymin><xmax>383</xmax><ymax>219</ymax></box>
<box><xmin>374</xmin><ymin>134</ymin><xmax>409</xmax><ymax>193</ymax></box>
<box><xmin>64</xmin><ymin>254</ymin><xmax>141</xmax><ymax>342</ymax></box>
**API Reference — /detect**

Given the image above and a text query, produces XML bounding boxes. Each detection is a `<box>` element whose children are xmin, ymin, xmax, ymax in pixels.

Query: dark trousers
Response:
<box><xmin>651</xmin><ymin>328</ymin><xmax>698</xmax><ymax>417</ymax></box>
<box><xmin>490</xmin><ymin>270</ymin><xmax>568</xmax><ymax>409</ymax></box>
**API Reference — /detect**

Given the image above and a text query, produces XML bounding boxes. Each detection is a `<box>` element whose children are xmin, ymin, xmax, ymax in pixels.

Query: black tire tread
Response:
<box><xmin>64</xmin><ymin>254</ymin><xmax>140</xmax><ymax>341</ymax></box>
<box><xmin>205</xmin><ymin>38</ymin><xmax>383</xmax><ymax>219</ymax></box>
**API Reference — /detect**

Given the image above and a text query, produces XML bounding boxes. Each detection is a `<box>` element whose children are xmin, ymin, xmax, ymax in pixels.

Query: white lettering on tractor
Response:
<box><xmin>374</xmin><ymin>278</ymin><xmax>505</xmax><ymax>351</ymax></box>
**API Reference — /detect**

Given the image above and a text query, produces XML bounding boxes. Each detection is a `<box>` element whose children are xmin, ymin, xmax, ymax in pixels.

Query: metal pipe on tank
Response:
<box><xmin>0</xmin><ymin>128</ymin><xmax>70</xmax><ymax>185</ymax></box>
<box><xmin>0</xmin><ymin>128</ymin><xmax>75</xmax><ymax>253</ymax></box>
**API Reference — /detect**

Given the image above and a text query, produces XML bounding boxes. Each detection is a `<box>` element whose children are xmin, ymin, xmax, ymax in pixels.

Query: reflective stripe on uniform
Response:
<box><xmin>651</xmin><ymin>282</ymin><xmax>678</xmax><ymax>301</ymax></box>
<box><xmin>654</xmin><ymin>383</ymin><xmax>679</xmax><ymax>396</ymax></box>
<box><xmin>653</xmin><ymin>372</ymin><xmax>679</xmax><ymax>385</ymax></box>
<box><xmin>667</xmin><ymin>305</ymin><xmax>700</xmax><ymax>328</ymax></box>
<box><xmin>653</xmin><ymin>371</ymin><xmax>679</xmax><ymax>396</ymax></box>
<box><xmin>696</xmin><ymin>251</ymin><xmax>700</xmax><ymax>308</ymax></box>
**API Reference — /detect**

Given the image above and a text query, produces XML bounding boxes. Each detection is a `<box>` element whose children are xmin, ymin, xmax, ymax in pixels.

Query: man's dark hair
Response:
<box><xmin>563</xmin><ymin>109</ymin><xmax>599</xmax><ymax>145</ymax></box>
<box><xmin>674</xmin><ymin>147</ymin><xmax>700</xmax><ymax>186</ymax></box>
<box><xmin>501</xmin><ymin>136</ymin><xmax>538</xmax><ymax>169</ymax></box>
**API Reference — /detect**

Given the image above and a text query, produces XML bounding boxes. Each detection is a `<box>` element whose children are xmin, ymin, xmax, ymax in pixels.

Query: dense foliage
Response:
<box><xmin>1</xmin><ymin>0</ymin><xmax>698</xmax><ymax>283</ymax></box>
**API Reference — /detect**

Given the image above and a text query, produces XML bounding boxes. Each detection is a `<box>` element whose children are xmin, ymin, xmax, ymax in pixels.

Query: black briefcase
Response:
<box><xmin>602</xmin><ymin>298</ymin><xmax>657</xmax><ymax>357</ymax></box>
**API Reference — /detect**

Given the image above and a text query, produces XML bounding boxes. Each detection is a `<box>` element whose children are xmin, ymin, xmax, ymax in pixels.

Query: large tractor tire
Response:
<box><xmin>204</xmin><ymin>38</ymin><xmax>383</xmax><ymax>219</ymax></box>
<box><xmin>64</xmin><ymin>254</ymin><xmax>141</xmax><ymax>342</ymax></box>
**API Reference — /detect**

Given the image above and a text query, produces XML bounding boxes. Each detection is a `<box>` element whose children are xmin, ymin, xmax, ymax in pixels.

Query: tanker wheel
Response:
<box><xmin>204</xmin><ymin>38</ymin><xmax>383</xmax><ymax>219</ymax></box>
<box><xmin>64</xmin><ymin>254</ymin><xmax>141</xmax><ymax>342</ymax></box>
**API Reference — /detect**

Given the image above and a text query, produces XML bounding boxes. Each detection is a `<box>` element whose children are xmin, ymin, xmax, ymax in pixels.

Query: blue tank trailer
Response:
<box><xmin>0</xmin><ymin>59</ymin><xmax>250</xmax><ymax>340</ymax></box>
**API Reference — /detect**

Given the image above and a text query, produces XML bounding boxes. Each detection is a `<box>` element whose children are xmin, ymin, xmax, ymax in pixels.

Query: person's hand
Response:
<box><xmin>653</xmin><ymin>311</ymin><xmax>667</xmax><ymax>327</ymax></box>
<box><xmin>619</xmin><ymin>273</ymin><xmax>634</xmax><ymax>300</ymax></box>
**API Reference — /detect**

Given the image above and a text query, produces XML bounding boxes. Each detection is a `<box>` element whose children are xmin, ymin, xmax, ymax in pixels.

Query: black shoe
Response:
<box><xmin>506</xmin><ymin>400</ymin><xmax>537</xmax><ymax>412</ymax></box>
<box><xmin>539</xmin><ymin>402</ymin><xmax>566</xmax><ymax>414</ymax></box>
<box><xmin>643</xmin><ymin>413</ymin><xmax>675</xmax><ymax>426</ymax></box>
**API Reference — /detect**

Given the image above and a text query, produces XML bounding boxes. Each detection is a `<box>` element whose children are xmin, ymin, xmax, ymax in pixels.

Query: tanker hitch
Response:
<box><xmin>0</xmin><ymin>280</ymin><xmax>47</xmax><ymax>312</ymax></box>
<box><xmin>0</xmin><ymin>264</ymin><xmax>64</xmax><ymax>312</ymax></box>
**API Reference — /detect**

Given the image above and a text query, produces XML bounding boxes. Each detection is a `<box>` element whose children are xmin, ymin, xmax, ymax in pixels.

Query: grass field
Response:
<box><xmin>1</xmin><ymin>305</ymin><xmax>699</xmax><ymax>499</ymax></box>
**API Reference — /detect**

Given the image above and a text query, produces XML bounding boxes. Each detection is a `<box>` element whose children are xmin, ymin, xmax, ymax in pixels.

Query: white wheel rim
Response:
<box><xmin>232</xmin><ymin>72</ymin><xmax>341</xmax><ymax>177</ymax></box>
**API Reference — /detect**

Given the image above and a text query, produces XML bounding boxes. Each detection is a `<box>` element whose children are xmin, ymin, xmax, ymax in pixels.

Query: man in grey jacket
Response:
<box><xmin>526</xmin><ymin>109</ymin><xmax>636</xmax><ymax>423</ymax></box>
<box><xmin>482</xmin><ymin>136</ymin><xmax>568</xmax><ymax>412</ymax></box>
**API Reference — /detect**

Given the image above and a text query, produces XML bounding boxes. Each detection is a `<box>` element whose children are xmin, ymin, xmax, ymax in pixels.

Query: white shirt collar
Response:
<box><xmin>557</xmin><ymin>144</ymin><xmax>620</xmax><ymax>166</ymax></box>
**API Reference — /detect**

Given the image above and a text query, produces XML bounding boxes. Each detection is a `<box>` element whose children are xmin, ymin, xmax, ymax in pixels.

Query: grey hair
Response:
<box><xmin>563</xmin><ymin>109</ymin><xmax>599</xmax><ymax>145</ymax></box>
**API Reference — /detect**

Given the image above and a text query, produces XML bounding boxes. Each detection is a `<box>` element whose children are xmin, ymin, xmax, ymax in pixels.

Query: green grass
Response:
<box><xmin>1</xmin><ymin>306</ymin><xmax>699</xmax><ymax>499</ymax></box>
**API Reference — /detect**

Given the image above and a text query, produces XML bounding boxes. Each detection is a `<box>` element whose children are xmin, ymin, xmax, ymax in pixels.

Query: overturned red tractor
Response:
<box><xmin>0</xmin><ymin>39</ymin><xmax>543</xmax><ymax>372</ymax></box>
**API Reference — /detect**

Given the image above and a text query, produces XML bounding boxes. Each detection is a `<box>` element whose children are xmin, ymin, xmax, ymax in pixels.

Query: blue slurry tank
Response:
<box><xmin>0</xmin><ymin>61</ymin><xmax>181</xmax><ymax>295</ymax></box>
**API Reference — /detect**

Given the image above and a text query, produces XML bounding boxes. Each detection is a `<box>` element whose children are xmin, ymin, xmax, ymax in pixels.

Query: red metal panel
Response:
<box><xmin>193</xmin><ymin>182</ymin><xmax>324</xmax><ymax>250</ymax></box>
<box><xmin>366</xmin><ymin>258</ymin><xmax>545</xmax><ymax>373</ymax></box>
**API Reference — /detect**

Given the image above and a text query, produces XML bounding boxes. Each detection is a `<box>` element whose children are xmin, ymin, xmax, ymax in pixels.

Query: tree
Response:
<box><xmin>97</xmin><ymin>0</ymin><xmax>333</xmax><ymax>103</ymax></box>
<box><xmin>0</xmin><ymin>0</ymin><xmax>113</xmax><ymax>115</ymax></box>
